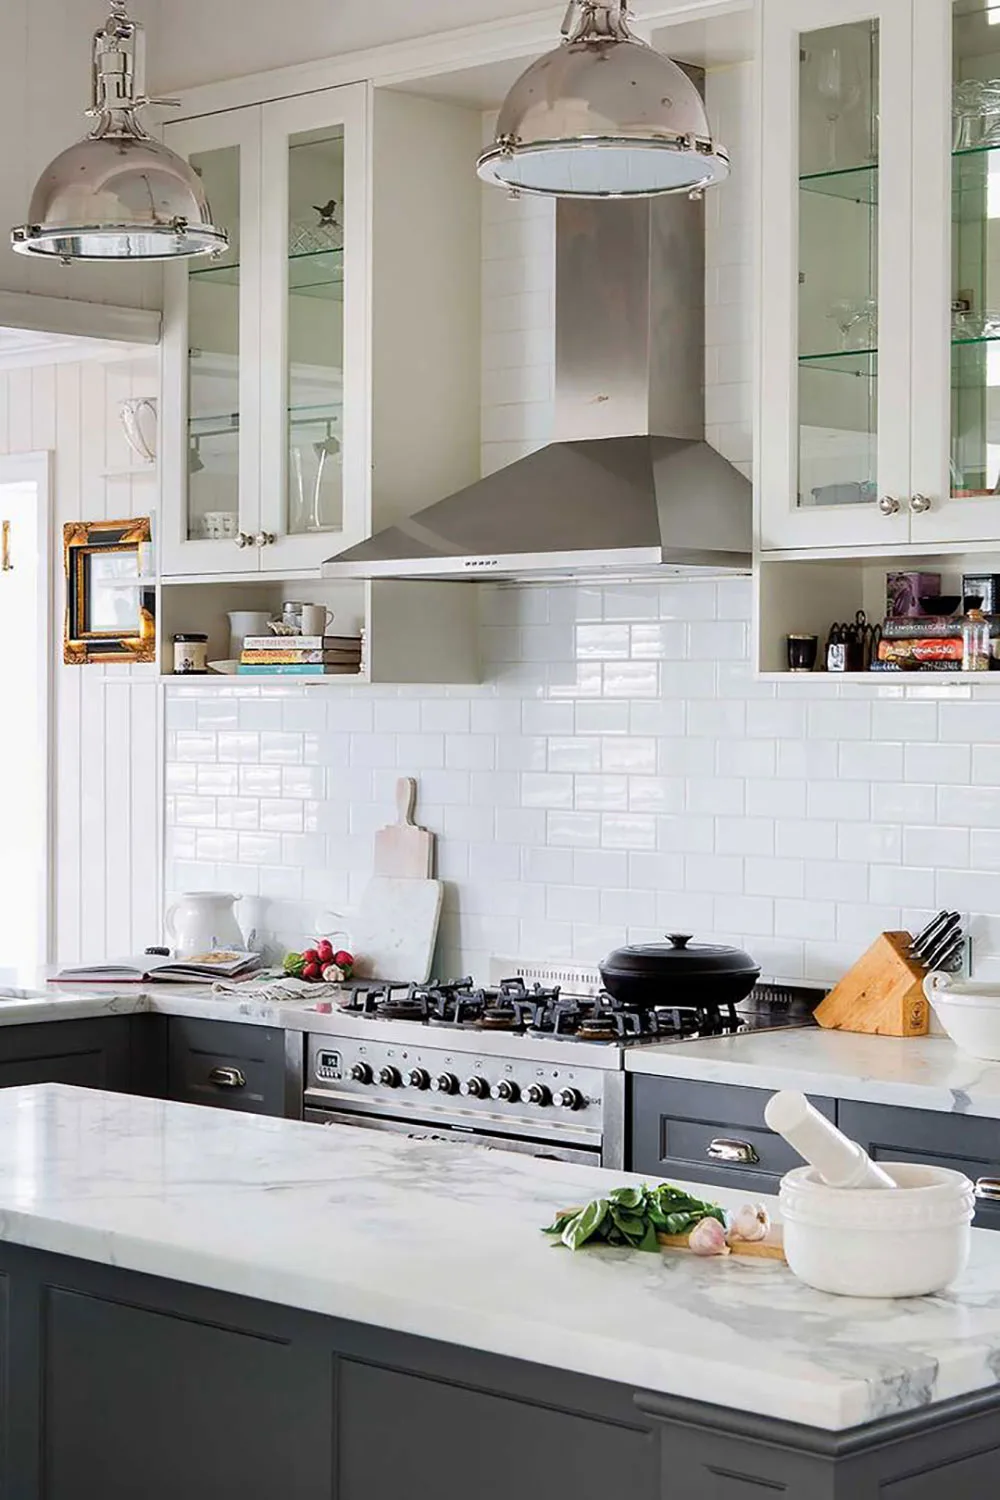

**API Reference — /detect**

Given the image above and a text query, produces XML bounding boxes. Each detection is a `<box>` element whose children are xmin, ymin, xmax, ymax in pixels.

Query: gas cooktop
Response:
<box><xmin>333</xmin><ymin>975</ymin><xmax>814</xmax><ymax>1046</ymax></box>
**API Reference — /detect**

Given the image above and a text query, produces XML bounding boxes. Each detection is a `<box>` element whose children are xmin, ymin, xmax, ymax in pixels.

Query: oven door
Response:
<box><xmin>303</xmin><ymin>1105</ymin><xmax>600</xmax><ymax>1166</ymax></box>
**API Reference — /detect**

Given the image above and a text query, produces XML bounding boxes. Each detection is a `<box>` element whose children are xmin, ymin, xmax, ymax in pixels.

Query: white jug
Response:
<box><xmin>165</xmin><ymin>893</ymin><xmax>244</xmax><ymax>958</ymax></box>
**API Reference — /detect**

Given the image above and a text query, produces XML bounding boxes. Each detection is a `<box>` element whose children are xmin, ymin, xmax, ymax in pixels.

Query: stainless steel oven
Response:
<box><xmin>303</xmin><ymin>1032</ymin><xmax>625</xmax><ymax>1168</ymax></box>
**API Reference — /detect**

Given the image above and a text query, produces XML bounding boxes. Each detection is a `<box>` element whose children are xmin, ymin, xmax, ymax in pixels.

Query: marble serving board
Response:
<box><xmin>2</xmin><ymin>1084</ymin><xmax>1000</xmax><ymax>1433</ymax></box>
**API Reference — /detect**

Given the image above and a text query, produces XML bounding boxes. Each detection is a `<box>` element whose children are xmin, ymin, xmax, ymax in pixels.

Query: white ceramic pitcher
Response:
<box><xmin>165</xmin><ymin>893</ymin><xmax>244</xmax><ymax>957</ymax></box>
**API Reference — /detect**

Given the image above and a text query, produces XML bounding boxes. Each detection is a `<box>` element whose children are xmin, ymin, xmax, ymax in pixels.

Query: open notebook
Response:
<box><xmin>52</xmin><ymin>951</ymin><xmax>264</xmax><ymax>985</ymax></box>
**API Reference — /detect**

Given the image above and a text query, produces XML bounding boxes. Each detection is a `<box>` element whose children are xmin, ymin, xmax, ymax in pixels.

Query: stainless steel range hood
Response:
<box><xmin>324</xmin><ymin>187</ymin><xmax>751</xmax><ymax>583</ymax></box>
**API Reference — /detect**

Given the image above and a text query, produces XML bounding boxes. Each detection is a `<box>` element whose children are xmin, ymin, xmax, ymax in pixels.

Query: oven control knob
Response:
<box><xmin>491</xmin><ymin>1079</ymin><xmax>520</xmax><ymax>1103</ymax></box>
<box><xmin>349</xmin><ymin>1062</ymin><xmax>373</xmax><ymax>1085</ymax></box>
<box><xmin>377</xmin><ymin>1066</ymin><xmax>401</xmax><ymax>1089</ymax></box>
<box><xmin>461</xmin><ymin>1076</ymin><xmax>489</xmax><ymax>1099</ymax></box>
<box><xmin>555</xmin><ymin>1087</ymin><xmax>584</xmax><ymax>1111</ymax></box>
<box><xmin>524</xmin><ymin>1084</ymin><xmax>551</xmax><ymax>1107</ymax></box>
<box><xmin>406</xmin><ymin>1068</ymin><xmax>430</xmax><ymax>1091</ymax></box>
<box><xmin>432</xmin><ymin>1073</ymin><xmax>459</xmax><ymax>1095</ymax></box>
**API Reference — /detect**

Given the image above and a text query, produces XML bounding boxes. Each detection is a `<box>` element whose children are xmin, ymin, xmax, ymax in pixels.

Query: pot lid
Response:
<box><xmin>601</xmin><ymin>933</ymin><xmax>759</xmax><ymax>976</ymax></box>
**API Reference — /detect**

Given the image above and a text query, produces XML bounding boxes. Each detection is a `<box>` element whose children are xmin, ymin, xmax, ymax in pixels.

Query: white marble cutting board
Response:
<box><xmin>348</xmin><ymin>875</ymin><xmax>444</xmax><ymax>982</ymax></box>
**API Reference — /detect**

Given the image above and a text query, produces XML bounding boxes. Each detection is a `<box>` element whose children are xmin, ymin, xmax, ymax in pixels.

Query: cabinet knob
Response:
<box><xmin>254</xmin><ymin>531</ymin><xmax>276</xmax><ymax>547</ymax></box>
<box><xmin>909</xmin><ymin>494</ymin><xmax>932</xmax><ymax>514</ymax></box>
<box><xmin>877</xmin><ymin>496</ymin><xmax>900</xmax><ymax>516</ymax></box>
<box><xmin>706</xmin><ymin>1136</ymin><xmax>759</xmax><ymax>1165</ymax></box>
<box><xmin>234</xmin><ymin>532</ymin><xmax>254</xmax><ymax>548</ymax></box>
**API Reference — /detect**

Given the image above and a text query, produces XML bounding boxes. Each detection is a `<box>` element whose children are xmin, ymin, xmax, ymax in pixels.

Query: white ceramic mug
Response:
<box><xmin>301</xmin><ymin>604</ymin><xmax>334</xmax><ymax>636</ymax></box>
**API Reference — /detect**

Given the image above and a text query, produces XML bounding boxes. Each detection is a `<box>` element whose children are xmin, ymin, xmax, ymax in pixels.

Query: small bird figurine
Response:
<box><xmin>313</xmin><ymin>200</ymin><xmax>339</xmax><ymax>226</ymax></box>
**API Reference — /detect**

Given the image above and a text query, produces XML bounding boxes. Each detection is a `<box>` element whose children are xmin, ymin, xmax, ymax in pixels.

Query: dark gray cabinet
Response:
<box><xmin>631</xmin><ymin>1075</ymin><xmax>1000</xmax><ymax>1230</ymax></box>
<box><xmin>630</xmin><ymin>1076</ymin><xmax>836</xmax><ymax>1196</ymax></box>
<box><xmin>166</xmin><ymin>1016</ymin><xmax>286</xmax><ymax>1115</ymax></box>
<box><xmin>838</xmin><ymin>1100</ymin><xmax>1000</xmax><ymax>1230</ymax></box>
<box><xmin>0</xmin><ymin>1016</ymin><xmax>136</xmax><ymax>1093</ymax></box>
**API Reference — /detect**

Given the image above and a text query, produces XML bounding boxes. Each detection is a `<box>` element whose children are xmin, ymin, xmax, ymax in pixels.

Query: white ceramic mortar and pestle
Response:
<box><xmin>765</xmin><ymin>1091</ymin><xmax>976</xmax><ymax>1298</ymax></box>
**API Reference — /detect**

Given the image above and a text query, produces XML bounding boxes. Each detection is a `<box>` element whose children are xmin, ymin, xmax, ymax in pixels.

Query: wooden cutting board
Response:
<box><xmin>373</xmin><ymin>778</ymin><xmax>435</xmax><ymax>879</ymax></box>
<box><xmin>349</xmin><ymin>875</ymin><xmax>444</xmax><ymax>983</ymax></box>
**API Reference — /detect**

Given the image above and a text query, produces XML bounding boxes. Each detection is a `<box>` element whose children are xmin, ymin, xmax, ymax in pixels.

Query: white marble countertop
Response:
<box><xmin>2</xmin><ymin>1083</ymin><xmax>1000</xmax><ymax>1432</ymax></box>
<box><xmin>626</xmin><ymin>1027</ymin><xmax>1000</xmax><ymax>1119</ymax></box>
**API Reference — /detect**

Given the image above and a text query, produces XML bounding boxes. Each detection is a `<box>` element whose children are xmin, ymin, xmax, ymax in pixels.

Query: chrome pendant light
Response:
<box><xmin>477</xmin><ymin>0</ymin><xmax>729</xmax><ymax>199</ymax></box>
<box><xmin>11</xmin><ymin>1</ymin><xmax>227</xmax><ymax>262</ymax></box>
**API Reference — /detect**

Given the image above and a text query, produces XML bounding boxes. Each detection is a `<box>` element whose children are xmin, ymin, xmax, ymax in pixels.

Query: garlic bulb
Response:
<box><xmin>688</xmin><ymin>1217</ymin><xmax>729</xmax><ymax>1256</ymax></box>
<box><xmin>727</xmin><ymin>1203</ymin><xmax>770</xmax><ymax>1243</ymax></box>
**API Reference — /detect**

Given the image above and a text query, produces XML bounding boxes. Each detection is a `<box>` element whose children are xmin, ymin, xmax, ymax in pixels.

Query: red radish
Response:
<box><xmin>317</xmin><ymin>939</ymin><xmax>333</xmax><ymax>963</ymax></box>
<box><xmin>302</xmin><ymin>947</ymin><xmax>319</xmax><ymax>964</ymax></box>
<box><xmin>334</xmin><ymin>950</ymin><xmax>354</xmax><ymax>967</ymax></box>
<box><xmin>302</xmin><ymin>961</ymin><xmax>321</xmax><ymax>980</ymax></box>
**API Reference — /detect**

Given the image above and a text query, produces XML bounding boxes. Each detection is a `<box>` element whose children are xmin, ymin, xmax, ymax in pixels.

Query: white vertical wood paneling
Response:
<box><xmin>0</xmin><ymin>351</ymin><xmax>160</xmax><ymax>966</ymax></box>
<box><xmin>53</xmin><ymin>363</ymin><xmax>83</xmax><ymax>964</ymax></box>
<box><xmin>103</xmin><ymin>682</ymin><xmax>132</xmax><ymax>958</ymax></box>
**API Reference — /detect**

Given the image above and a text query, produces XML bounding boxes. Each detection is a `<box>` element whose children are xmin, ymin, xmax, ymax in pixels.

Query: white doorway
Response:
<box><xmin>0</xmin><ymin>453</ymin><xmax>51</xmax><ymax>979</ymax></box>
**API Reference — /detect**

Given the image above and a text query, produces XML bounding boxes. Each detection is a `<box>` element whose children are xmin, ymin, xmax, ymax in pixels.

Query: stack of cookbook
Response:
<box><xmin>238</xmin><ymin>634</ymin><xmax>363</xmax><ymax>676</ymax></box>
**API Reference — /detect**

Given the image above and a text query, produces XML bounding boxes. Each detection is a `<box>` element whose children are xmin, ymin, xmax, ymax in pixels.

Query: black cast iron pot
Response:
<box><xmin>599</xmin><ymin>933</ymin><xmax>761</xmax><ymax>1009</ymax></box>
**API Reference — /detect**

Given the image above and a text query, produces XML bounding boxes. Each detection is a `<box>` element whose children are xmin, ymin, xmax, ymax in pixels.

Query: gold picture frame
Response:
<box><xmin>64</xmin><ymin>517</ymin><xmax>156</xmax><ymax>665</ymax></box>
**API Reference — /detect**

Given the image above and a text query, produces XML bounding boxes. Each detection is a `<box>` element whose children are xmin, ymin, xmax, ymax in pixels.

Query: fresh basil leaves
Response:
<box><xmin>543</xmin><ymin>1183</ymin><xmax>726</xmax><ymax>1252</ymax></box>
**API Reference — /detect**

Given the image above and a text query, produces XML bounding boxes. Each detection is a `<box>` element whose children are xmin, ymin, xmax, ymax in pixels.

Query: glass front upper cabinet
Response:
<box><xmin>160</xmin><ymin>108</ymin><xmax>262</xmax><ymax>575</ymax></box>
<box><xmin>944</xmin><ymin>2</ymin><xmax>1000</xmax><ymax>521</ymax></box>
<box><xmin>798</xmin><ymin>22</ymin><xmax>880</xmax><ymax>515</ymax></box>
<box><xmin>759</xmin><ymin>0</ymin><xmax>915</xmax><ymax>550</ymax></box>
<box><xmin>258</xmin><ymin>86</ymin><xmax>368</xmax><ymax>573</ymax></box>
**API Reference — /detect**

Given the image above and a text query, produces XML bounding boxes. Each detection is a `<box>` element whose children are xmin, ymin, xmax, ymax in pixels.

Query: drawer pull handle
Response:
<box><xmin>975</xmin><ymin>1177</ymin><xmax>1000</xmax><ymax>1202</ymax></box>
<box><xmin>208</xmin><ymin>1066</ymin><xmax>246</xmax><ymax>1090</ymax></box>
<box><xmin>707</xmin><ymin>1137</ymin><xmax>759</xmax><ymax>1166</ymax></box>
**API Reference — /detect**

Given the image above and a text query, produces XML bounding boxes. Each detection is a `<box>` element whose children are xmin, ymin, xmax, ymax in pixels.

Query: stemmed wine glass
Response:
<box><xmin>814</xmin><ymin>43</ymin><xmax>862</xmax><ymax>171</ymax></box>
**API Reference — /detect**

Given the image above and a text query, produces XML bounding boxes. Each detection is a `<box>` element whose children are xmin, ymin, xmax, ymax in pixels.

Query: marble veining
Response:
<box><xmin>627</xmin><ymin>1027</ymin><xmax>1000</xmax><ymax>1120</ymax></box>
<box><xmin>2</xmin><ymin>1085</ymin><xmax>1000</xmax><ymax>1432</ymax></box>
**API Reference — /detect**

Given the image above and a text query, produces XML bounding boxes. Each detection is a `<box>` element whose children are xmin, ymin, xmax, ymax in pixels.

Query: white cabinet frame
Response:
<box><xmin>757</xmin><ymin>0</ymin><xmax>915</xmax><ymax>552</ymax></box>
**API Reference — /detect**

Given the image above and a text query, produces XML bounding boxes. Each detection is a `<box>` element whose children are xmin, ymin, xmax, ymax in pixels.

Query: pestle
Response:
<box><xmin>764</xmin><ymin>1090</ymin><xmax>897</xmax><ymax>1189</ymax></box>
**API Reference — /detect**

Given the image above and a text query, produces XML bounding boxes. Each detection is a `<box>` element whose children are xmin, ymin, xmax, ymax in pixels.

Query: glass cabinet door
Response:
<box><xmin>759</xmin><ymin>0</ymin><xmax>914</xmax><ymax>550</ymax></box>
<box><xmin>911</xmin><ymin>0</ymin><xmax>1000</xmax><ymax>541</ymax></box>
<box><xmin>160</xmin><ymin>109</ymin><xmax>262</xmax><ymax>575</ymax></box>
<box><xmin>259</xmin><ymin>85</ymin><xmax>369</xmax><ymax>571</ymax></box>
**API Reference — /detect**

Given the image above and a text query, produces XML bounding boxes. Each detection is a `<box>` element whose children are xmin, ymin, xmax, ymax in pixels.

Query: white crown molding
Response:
<box><xmin>166</xmin><ymin>0</ymin><xmax>749</xmax><ymax>120</ymax></box>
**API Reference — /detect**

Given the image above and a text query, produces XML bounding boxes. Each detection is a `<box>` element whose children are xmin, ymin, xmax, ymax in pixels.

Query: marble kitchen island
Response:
<box><xmin>1</xmin><ymin>1087</ymin><xmax>999</xmax><ymax>1500</ymax></box>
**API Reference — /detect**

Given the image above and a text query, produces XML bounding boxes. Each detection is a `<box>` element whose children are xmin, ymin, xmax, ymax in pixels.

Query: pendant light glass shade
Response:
<box><xmin>477</xmin><ymin>1</ymin><xmax>729</xmax><ymax>199</ymax></box>
<box><xmin>11</xmin><ymin>2</ymin><xmax>227</xmax><ymax>262</ymax></box>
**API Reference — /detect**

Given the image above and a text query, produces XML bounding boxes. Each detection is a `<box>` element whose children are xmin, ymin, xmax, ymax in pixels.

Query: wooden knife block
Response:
<box><xmin>814</xmin><ymin>932</ymin><xmax>929</xmax><ymax>1037</ymax></box>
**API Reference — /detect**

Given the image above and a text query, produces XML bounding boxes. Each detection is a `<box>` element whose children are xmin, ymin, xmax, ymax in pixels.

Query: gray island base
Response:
<box><xmin>1</xmin><ymin>1088</ymin><xmax>999</xmax><ymax>1499</ymax></box>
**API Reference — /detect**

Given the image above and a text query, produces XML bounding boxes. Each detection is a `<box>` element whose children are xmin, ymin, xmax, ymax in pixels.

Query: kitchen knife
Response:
<box><xmin>909</xmin><ymin>910</ymin><xmax>952</xmax><ymax>961</ymax></box>
<box><xmin>911</xmin><ymin>906</ymin><xmax>953</xmax><ymax>954</ymax></box>
<box><xmin>911</xmin><ymin>911</ymin><xmax>960</xmax><ymax>961</ymax></box>
<box><xmin>921</xmin><ymin>921</ymin><xmax>965</xmax><ymax>972</ymax></box>
<box><xmin>925</xmin><ymin>933</ymin><xmax>966</xmax><ymax>973</ymax></box>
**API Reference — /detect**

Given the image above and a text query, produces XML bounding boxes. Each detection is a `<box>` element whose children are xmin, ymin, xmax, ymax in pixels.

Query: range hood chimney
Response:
<box><xmin>324</xmin><ymin>186</ymin><xmax>751</xmax><ymax>582</ymax></box>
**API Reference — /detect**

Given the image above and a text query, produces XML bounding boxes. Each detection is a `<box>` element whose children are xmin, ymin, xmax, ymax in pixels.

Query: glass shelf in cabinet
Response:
<box><xmin>798</xmin><ymin>347</ymin><xmax>877</xmax><ymax>376</ymax></box>
<box><xmin>798</xmin><ymin>161</ymin><xmax>878</xmax><ymax>205</ymax></box>
<box><xmin>190</xmin><ymin>402</ymin><xmax>342</xmax><ymax>440</ymax></box>
<box><xmin>953</xmin><ymin>142</ymin><xmax>1000</xmax><ymax>161</ymax></box>
<box><xmin>190</xmin><ymin>246</ymin><xmax>343</xmax><ymax>298</ymax></box>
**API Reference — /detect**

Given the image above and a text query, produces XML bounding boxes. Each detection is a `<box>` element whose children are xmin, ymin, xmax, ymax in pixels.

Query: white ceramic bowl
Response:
<box><xmin>780</xmin><ymin>1161</ymin><xmax>975</xmax><ymax>1298</ymax></box>
<box><xmin>924</xmin><ymin>971</ymin><xmax>1000</xmax><ymax>1061</ymax></box>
